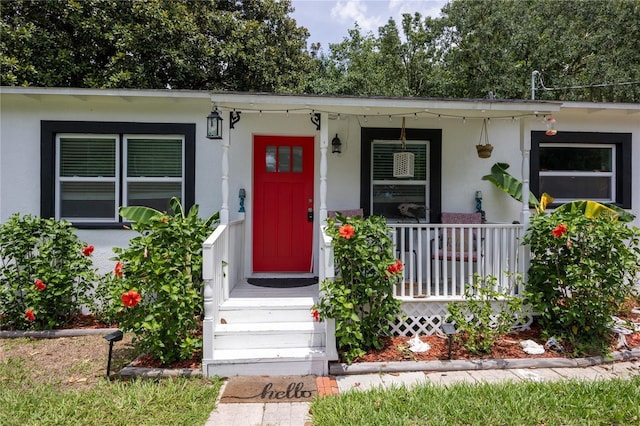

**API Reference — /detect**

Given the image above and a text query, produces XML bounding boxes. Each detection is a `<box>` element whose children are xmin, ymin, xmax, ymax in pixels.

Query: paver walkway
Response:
<box><xmin>205</xmin><ymin>360</ymin><xmax>640</xmax><ymax>426</ymax></box>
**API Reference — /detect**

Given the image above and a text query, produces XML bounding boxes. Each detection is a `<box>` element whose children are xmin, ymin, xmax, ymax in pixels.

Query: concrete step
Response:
<box><xmin>213</xmin><ymin>321</ymin><xmax>325</xmax><ymax>349</ymax></box>
<box><xmin>218</xmin><ymin>297</ymin><xmax>317</xmax><ymax>323</ymax></box>
<box><xmin>205</xmin><ymin>347</ymin><xmax>328</xmax><ymax>376</ymax></box>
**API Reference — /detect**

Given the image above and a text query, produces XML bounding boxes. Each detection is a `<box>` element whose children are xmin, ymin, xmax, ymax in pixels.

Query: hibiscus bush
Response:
<box><xmin>314</xmin><ymin>213</ymin><xmax>402</xmax><ymax>363</ymax></box>
<box><xmin>0</xmin><ymin>214</ymin><xmax>97</xmax><ymax>330</ymax></box>
<box><xmin>96</xmin><ymin>198</ymin><xmax>218</xmax><ymax>364</ymax></box>
<box><xmin>524</xmin><ymin>210</ymin><xmax>640</xmax><ymax>355</ymax></box>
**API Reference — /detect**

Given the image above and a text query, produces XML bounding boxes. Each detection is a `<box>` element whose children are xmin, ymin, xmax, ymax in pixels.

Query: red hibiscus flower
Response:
<box><xmin>387</xmin><ymin>259</ymin><xmax>403</xmax><ymax>274</ymax></box>
<box><xmin>339</xmin><ymin>224</ymin><xmax>355</xmax><ymax>239</ymax></box>
<box><xmin>121</xmin><ymin>289</ymin><xmax>142</xmax><ymax>307</ymax></box>
<box><xmin>552</xmin><ymin>223</ymin><xmax>567</xmax><ymax>238</ymax></box>
<box><xmin>25</xmin><ymin>309</ymin><xmax>36</xmax><ymax>322</ymax></box>
<box><xmin>311</xmin><ymin>309</ymin><xmax>320</xmax><ymax>322</ymax></box>
<box><xmin>82</xmin><ymin>245</ymin><xmax>94</xmax><ymax>256</ymax></box>
<box><xmin>114</xmin><ymin>261</ymin><xmax>124</xmax><ymax>278</ymax></box>
<box><xmin>34</xmin><ymin>279</ymin><xmax>46</xmax><ymax>291</ymax></box>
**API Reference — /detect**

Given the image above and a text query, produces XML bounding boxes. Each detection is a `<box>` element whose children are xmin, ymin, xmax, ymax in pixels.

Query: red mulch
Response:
<box><xmin>60</xmin><ymin>309</ymin><xmax>640</xmax><ymax>368</ymax></box>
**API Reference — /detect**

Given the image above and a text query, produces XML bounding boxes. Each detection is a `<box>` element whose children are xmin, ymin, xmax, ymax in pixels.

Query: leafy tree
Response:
<box><xmin>1</xmin><ymin>0</ymin><xmax>312</xmax><ymax>92</ymax></box>
<box><xmin>306</xmin><ymin>0</ymin><xmax>640</xmax><ymax>102</ymax></box>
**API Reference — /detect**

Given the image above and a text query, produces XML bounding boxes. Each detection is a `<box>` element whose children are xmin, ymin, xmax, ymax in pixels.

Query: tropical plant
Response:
<box><xmin>446</xmin><ymin>275</ymin><xmax>524</xmax><ymax>354</ymax></box>
<box><xmin>96</xmin><ymin>197</ymin><xmax>218</xmax><ymax>364</ymax></box>
<box><xmin>524</xmin><ymin>210</ymin><xmax>640</xmax><ymax>355</ymax></box>
<box><xmin>0</xmin><ymin>214</ymin><xmax>97</xmax><ymax>330</ymax></box>
<box><xmin>313</xmin><ymin>214</ymin><xmax>402</xmax><ymax>363</ymax></box>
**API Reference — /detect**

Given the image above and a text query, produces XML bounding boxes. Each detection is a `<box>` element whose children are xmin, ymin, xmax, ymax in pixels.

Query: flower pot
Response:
<box><xmin>476</xmin><ymin>144</ymin><xmax>493</xmax><ymax>158</ymax></box>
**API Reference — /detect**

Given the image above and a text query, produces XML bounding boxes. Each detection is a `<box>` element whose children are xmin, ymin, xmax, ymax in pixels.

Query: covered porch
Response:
<box><xmin>201</xmin><ymin>93</ymin><xmax>558</xmax><ymax>377</ymax></box>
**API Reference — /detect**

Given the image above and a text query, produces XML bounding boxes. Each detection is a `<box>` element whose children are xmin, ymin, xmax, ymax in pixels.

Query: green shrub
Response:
<box><xmin>447</xmin><ymin>275</ymin><xmax>524</xmax><ymax>354</ymax></box>
<box><xmin>314</xmin><ymin>214</ymin><xmax>402</xmax><ymax>363</ymax></box>
<box><xmin>95</xmin><ymin>198</ymin><xmax>218</xmax><ymax>364</ymax></box>
<box><xmin>524</xmin><ymin>211</ymin><xmax>640</xmax><ymax>355</ymax></box>
<box><xmin>0</xmin><ymin>214</ymin><xmax>97</xmax><ymax>330</ymax></box>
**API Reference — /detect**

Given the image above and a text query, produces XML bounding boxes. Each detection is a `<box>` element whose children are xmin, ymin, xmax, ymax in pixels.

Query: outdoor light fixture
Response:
<box><xmin>238</xmin><ymin>188</ymin><xmax>246</xmax><ymax>213</ymax></box>
<box><xmin>103</xmin><ymin>330</ymin><xmax>124</xmax><ymax>378</ymax></box>
<box><xmin>442</xmin><ymin>322</ymin><xmax>458</xmax><ymax>360</ymax></box>
<box><xmin>331</xmin><ymin>134</ymin><xmax>342</xmax><ymax>154</ymax></box>
<box><xmin>545</xmin><ymin>115</ymin><xmax>557</xmax><ymax>136</ymax></box>
<box><xmin>206</xmin><ymin>108</ymin><xmax>223</xmax><ymax>139</ymax></box>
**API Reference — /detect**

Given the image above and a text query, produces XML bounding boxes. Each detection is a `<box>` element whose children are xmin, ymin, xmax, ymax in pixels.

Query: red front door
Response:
<box><xmin>253</xmin><ymin>135</ymin><xmax>314</xmax><ymax>272</ymax></box>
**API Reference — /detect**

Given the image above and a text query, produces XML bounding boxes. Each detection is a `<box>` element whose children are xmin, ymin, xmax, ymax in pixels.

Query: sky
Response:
<box><xmin>290</xmin><ymin>0</ymin><xmax>447</xmax><ymax>50</ymax></box>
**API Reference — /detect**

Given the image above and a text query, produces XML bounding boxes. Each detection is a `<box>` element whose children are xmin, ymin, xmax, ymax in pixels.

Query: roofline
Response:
<box><xmin>1</xmin><ymin>86</ymin><xmax>561</xmax><ymax>112</ymax></box>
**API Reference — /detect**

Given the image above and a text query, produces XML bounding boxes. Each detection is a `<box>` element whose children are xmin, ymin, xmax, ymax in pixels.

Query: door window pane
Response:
<box><xmin>266</xmin><ymin>146</ymin><xmax>276</xmax><ymax>172</ymax></box>
<box><xmin>292</xmin><ymin>146</ymin><xmax>303</xmax><ymax>173</ymax></box>
<box><xmin>278</xmin><ymin>146</ymin><xmax>290</xmax><ymax>173</ymax></box>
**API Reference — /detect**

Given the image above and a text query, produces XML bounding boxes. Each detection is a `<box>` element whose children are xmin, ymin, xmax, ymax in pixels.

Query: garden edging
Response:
<box><xmin>0</xmin><ymin>328</ymin><xmax>118</xmax><ymax>339</ymax></box>
<box><xmin>329</xmin><ymin>347</ymin><xmax>640</xmax><ymax>375</ymax></box>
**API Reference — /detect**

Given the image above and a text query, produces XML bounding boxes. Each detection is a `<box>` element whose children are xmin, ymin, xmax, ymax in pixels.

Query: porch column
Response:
<box><xmin>319</xmin><ymin>112</ymin><xmax>329</xmax><ymax>223</ymax></box>
<box><xmin>220</xmin><ymin>122</ymin><xmax>230</xmax><ymax>225</ymax></box>
<box><xmin>519</xmin><ymin>118</ymin><xmax>532</xmax><ymax>228</ymax></box>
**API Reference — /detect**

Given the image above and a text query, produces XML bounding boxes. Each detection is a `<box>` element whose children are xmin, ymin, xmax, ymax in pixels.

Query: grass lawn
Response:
<box><xmin>0</xmin><ymin>356</ymin><xmax>222</xmax><ymax>426</ymax></box>
<box><xmin>310</xmin><ymin>376</ymin><xmax>640</xmax><ymax>426</ymax></box>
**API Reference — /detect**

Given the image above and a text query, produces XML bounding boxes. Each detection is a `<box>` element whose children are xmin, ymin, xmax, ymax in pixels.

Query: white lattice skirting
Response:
<box><xmin>389</xmin><ymin>300</ymin><xmax>534</xmax><ymax>336</ymax></box>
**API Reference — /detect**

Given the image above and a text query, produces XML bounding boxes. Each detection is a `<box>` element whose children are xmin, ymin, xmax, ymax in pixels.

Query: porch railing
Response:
<box><xmin>389</xmin><ymin>223</ymin><xmax>526</xmax><ymax>300</ymax></box>
<box><xmin>202</xmin><ymin>218</ymin><xmax>245</xmax><ymax>365</ymax></box>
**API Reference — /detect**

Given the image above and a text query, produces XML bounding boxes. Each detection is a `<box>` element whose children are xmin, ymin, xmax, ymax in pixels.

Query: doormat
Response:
<box><xmin>247</xmin><ymin>278</ymin><xmax>318</xmax><ymax>288</ymax></box>
<box><xmin>220</xmin><ymin>375</ymin><xmax>317</xmax><ymax>403</ymax></box>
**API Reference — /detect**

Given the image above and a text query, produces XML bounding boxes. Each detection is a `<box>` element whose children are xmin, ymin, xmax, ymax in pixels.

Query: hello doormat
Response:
<box><xmin>220</xmin><ymin>375</ymin><xmax>317</xmax><ymax>403</ymax></box>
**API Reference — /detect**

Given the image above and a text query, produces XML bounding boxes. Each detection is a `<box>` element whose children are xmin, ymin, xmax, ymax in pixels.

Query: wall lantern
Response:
<box><xmin>331</xmin><ymin>134</ymin><xmax>342</xmax><ymax>154</ymax></box>
<box><xmin>206</xmin><ymin>108</ymin><xmax>223</xmax><ymax>139</ymax></box>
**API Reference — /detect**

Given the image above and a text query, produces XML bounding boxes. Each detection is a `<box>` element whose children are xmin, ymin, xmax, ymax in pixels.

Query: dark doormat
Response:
<box><xmin>247</xmin><ymin>278</ymin><xmax>318</xmax><ymax>288</ymax></box>
<box><xmin>220</xmin><ymin>375</ymin><xmax>317</xmax><ymax>403</ymax></box>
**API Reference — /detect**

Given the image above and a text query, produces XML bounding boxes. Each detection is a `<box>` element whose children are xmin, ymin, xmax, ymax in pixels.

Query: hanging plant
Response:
<box><xmin>476</xmin><ymin>119</ymin><xmax>493</xmax><ymax>158</ymax></box>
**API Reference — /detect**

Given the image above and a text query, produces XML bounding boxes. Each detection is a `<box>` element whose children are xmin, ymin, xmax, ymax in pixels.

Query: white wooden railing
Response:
<box><xmin>390</xmin><ymin>223</ymin><xmax>526</xmax><ymax>300</ymax></box>
<box><xmin>319</xmin><ymin>230</ymin><xmax>339</xmax><ymax>361</ymax></box>
<box><xmin>319</xmin><ymin>222</ymin><xmax>526</xmax><ymax>302</ymax></box>
<box><xmin>202</xmin><ymin>218</ymin><xmax>244</xmax><ymax>365</ymax></box>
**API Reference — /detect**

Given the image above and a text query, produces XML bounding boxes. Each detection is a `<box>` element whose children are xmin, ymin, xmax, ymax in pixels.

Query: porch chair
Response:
<box><xmin>327</xmin><ymin>209</ymin><xmax>364</xmax><ymax>219</ymax></box>
<box><xmin>432</xmin><ymin>212</ymin><xmax>483</xmax><ymax>288</ymax></box>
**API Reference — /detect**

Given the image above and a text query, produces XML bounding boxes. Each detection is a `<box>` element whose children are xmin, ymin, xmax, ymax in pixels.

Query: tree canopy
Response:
<box><xmin>1</xmin><ymin>0</ymin><xmax>312</xmax><ymax>91</ymax></box>
<box><xmin>2</xmin><ymin>0</ymin><xmax>639</xmax><ymax>102</ymax></box>
<box><xmin>306</xmin><ymin>0</ymin><xmax>640</xmax><ymax>102</ymax></box>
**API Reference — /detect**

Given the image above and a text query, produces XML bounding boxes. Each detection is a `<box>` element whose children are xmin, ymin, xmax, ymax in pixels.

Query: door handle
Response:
<box><xmin>307</xmin><ymin>208</ymin><xmax>314</xmax><ymax>222</ymax></box>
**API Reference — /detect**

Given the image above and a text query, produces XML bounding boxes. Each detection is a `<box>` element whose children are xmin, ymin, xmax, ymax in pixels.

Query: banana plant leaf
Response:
<box><xmin>554</xmin><ymin>200</ymin><xmax>636</xmax><ymax>223</ymax></box>
<box><xmin>481</xmin><ymin>162</ymin><xmax>539</xmax><ymax>207</ymax></box>
<box><xmin>119</xmin><ymin>205</ymin><xmax>164</xmax><ymax>224</ymax></box>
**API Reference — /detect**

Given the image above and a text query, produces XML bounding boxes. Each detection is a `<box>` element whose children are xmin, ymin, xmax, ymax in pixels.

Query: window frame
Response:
<box><xmin>41</xmin><ymin>121</ymin><xmax>196</xmax><ymax>228</ymax></box>
<box><xmin>370</xmin><ymin>139</ymin><xmax>430</xmax><ymax>221</ymax></box>
<box><xmin>361</xmin><ymin>127</ymin><xmax>442</xmax><ymax>223</ymax></box>
<box><xmin>530</xmin><ymin>131</ymin><xmax>631</xmax><ymax>209</ymax></box>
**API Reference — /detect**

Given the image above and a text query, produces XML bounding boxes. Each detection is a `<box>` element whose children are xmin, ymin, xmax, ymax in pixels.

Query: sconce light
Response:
<box><xmin>206</xmin><ymin>108</ymin><xmax>223</xmax><ymax>139</ymax></box>
<box><xmin>545</xmin><ymin>116</ymin><xmax>557</xmax><ymax>136</ymax></box>
<box><xmin>331</xmin><ymin>134</ymin><xmax>342</xmax><ymax>154</ymax></box>
<box><xmin>238</xmin><ymin>188</ymin><xmax>246</xmax><ymax>213</ymax></box>
<box><xmin>103</xmin><ymin>329</ymin><xmax>123</xmax><ymax>378</ymax></box>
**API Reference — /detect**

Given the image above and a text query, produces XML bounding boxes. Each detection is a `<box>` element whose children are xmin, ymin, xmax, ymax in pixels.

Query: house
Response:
<box><xmin>1</xmin><ymin>86</ymin><xmax>639</xmax><ymax>376</ymax></box>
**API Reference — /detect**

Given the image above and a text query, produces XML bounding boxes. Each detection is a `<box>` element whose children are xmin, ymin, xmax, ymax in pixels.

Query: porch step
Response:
<box><xmin>213</xmin><ymin>321</ymin><xmax>325</xmax><ymax>349</ymax></box>
<box><xmin>206</xmin><ymin>347</ymin><xmax>328</xmax><ymax>377</ymax></box>
<box><xmin>205</xmin><ymin>295</ymin><xmax>329</xmax><ymax>376</ymax></box>
<box><xmin>217</xmin><ymin>297</ymin><xmax>317</xmax><ymax>323</ymax></box>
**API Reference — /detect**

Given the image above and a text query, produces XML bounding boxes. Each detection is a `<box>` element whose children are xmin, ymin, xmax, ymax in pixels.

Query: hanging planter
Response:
<box><xmin>393</xmin><ymin>117</ymin><xmax>415</xmax><ymax>177</ymax></box>
<box><xmin>475</xmin><ymin>119</ymin><xmax>493</xmax><ymax>158</ymax></box>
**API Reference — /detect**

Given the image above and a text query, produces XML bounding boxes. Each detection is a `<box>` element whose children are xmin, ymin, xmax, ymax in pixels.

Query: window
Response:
<box><xmin>371</xmin><ymin>140</ymin><xmax>429</xmax><ymax>220</ymax></box>
<box><xmin>531</xmin><ymin>131</ymin><xmax>631</xmax><ymax>208</ymax></box>
<box><xmin>361</xmin><ymin>128</ymin><xmax>442</xmax><ymax>222</ymax></box>
<box><xmin>42</xmin><ymin>121</ymin><xmax>195</xmax><ymax>227</ymax></box>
